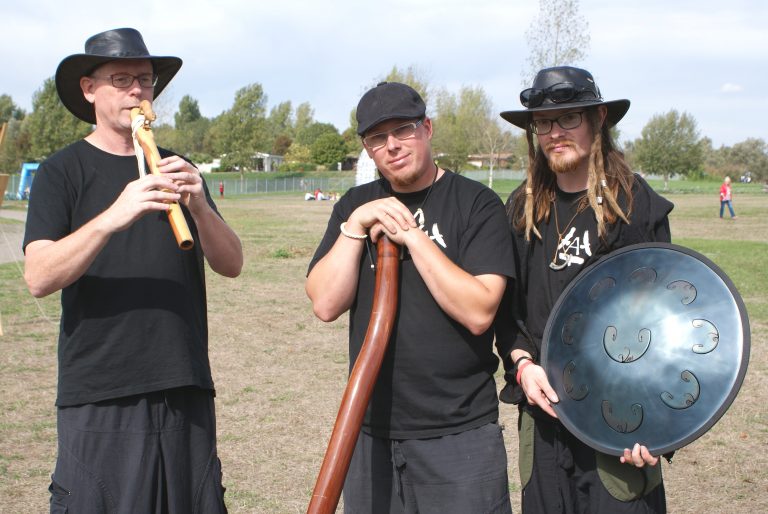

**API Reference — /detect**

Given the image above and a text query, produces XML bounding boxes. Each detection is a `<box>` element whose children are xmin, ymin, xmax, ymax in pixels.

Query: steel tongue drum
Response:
<box><xmin>541</xmin><ymin>242</ymin><xmax>750</xmax><ymax>456</ymax></box>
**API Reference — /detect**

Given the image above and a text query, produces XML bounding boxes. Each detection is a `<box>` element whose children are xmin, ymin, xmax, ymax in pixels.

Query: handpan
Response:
<box><xmin>541</xmin><ymin>243</ymin><xmax>750</xmax><ymax>456</ymax></box>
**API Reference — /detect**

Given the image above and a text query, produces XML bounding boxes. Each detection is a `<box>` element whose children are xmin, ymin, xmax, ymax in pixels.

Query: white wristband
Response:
<box><xmin>340</xmin><ymin>222</ymin><xmax>367</xmax><ymax>240</ymax></box>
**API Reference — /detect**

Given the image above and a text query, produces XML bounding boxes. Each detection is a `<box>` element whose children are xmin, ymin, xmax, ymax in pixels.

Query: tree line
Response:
<box><xmin>3</xmin><ymin>1</ymin><xmax>766</xmax><ymax>184</ymax></box>
<box><xmin>1</xmin><ymin>68</ymin><xmax>766</xmax><ymax>184</ymax></box>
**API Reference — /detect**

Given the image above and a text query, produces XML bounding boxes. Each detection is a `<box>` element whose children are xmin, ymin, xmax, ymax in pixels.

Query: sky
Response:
<box><xmin>1</xmin><ymin>0</ymin><xmax>765</xmax><ymax>148</ymax></box>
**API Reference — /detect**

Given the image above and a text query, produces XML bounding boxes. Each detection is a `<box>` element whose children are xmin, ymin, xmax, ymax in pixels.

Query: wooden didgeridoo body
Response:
<box><xmin>307</xmin><ymin>236</ymin><xmax>400</xmax><ymax>514</ymax></box>
<box><xmin>130</xmin><ymin>100</ymin><xmax>194</xmax><ymax>250</ymax></box>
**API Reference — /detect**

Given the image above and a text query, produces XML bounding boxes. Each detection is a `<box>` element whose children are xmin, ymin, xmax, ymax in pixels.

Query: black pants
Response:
<box><xmin>522</xmin><ymin>417</ymin><xmax>665</xmax><ymax>514</ymax></box>
<box><xmin>50</xmin><ymin>387</ymin><xmax>227</xmax><ymax>514</ymax></box>
<box><xmin>343</xmin><ymin>422</ymin><xmax>512</xmax><ymax>514</ymax></box>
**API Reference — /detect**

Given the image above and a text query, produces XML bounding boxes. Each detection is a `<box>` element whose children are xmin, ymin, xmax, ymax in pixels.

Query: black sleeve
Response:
<box><xmin>23</xmin><ymin>158</ymin><xmax>75</xmax><ymax>251</ymax></box>
<box><xmin>494</xmin><ymin>227</ymin><xmax>537</xmax><ymax>404</ymax></box>
<box><xmin>306</xmin><ymin>191</ymin><xmax>357</xmax><ymax>276</ymax></box>
<box><xmin>458</xmin><ymin>188</ymin><xmax>516</xmax><ymax>278</ymax></box>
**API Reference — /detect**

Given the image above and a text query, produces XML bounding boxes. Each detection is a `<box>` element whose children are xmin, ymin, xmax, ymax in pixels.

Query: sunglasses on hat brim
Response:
<box><xmin>520</xmin><ymin>82</ymin><xmax>600</xmax><ymax>108</ymax></box>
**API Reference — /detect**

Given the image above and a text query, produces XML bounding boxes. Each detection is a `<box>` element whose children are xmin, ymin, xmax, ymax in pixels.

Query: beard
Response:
<box><xmin>546</xmin><ymin>144</ymin><xmax>582</xmax><ymax>174</ymax></box>
<box><xmin>386</xmin><ymin>168</ymin><xmax>421</xmax><ymax>188</ymax></box>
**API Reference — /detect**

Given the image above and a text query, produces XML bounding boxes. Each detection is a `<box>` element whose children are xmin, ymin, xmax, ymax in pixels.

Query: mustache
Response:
<box><xmin>545</xmin><ymin>141</ymin><xmax>576</xmax><ymax>152</ymax></box>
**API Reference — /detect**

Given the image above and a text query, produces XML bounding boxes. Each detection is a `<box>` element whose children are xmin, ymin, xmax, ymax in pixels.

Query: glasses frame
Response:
<box><xmin>530</xmin><ymin>111</ymin><xmax>585</xmax><ymax>135</ymax></box>
<box><xmin>362</xmin><ymin>119</ymin><xmax>424</xmax><ymax>150</ymax></box>
<box><xmin>92</xmin><ymin>73</ymin><xmax>159</xmax><ymax>89</ymax></box>
<box><xmin>520</xmin><ymin>82</ymin><xmax>599</xmax><ymax>108</ymax></box>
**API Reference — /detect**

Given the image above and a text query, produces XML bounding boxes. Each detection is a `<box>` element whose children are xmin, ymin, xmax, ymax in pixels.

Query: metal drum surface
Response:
<box><xmin>541</xmin><ymin>243</ymin><xmax>750</xmax><ymax>456</ymax></box>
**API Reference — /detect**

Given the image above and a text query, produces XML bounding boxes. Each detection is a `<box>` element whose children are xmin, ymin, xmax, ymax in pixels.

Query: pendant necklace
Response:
<box><xmin>549</xmin><ymin>197</ymin><xmax>581</xmax><ymax>271</ymax></box>
<box><xmin>412</xmin><ymin>162</ymin><xmax>439</xmax><ymax>229</ymax></box>
<box><xmin>366</xmin><ymin>163</ymin><xmax>439</xmax><ymax>269</ymax></box>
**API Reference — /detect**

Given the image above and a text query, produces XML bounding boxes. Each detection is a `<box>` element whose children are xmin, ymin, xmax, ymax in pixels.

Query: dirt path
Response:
<box><xmin>0</xmin><ymin>209</ymin><xmax>25</xmax><ymax>265</ymax></box>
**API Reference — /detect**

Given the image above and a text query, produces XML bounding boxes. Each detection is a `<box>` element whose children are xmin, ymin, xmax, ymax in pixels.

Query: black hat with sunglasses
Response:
<box><xmin>356</xmin><ymin>81</ymin><xmax>426</xmax><ymax>136</ymax></box>
<box><xmin>56</xmin><ymin>28</ymin><xmax>183</xmax><ymax>124</ymax></box>
<box><xmin>500</xmin><ymin>66</ymin><xmax>630</xmax><ymax>130</ymax></box>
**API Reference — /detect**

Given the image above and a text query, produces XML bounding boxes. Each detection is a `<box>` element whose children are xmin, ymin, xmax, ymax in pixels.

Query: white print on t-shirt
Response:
<box><xmin>554</xmin><ymin>227</ymin><xmax>592</xmax><ymax>268</ymax></box>
<box><xmin>414</xmin><ymin>208</ymin><xmax>447</xmax><ymax>249</ymax></box>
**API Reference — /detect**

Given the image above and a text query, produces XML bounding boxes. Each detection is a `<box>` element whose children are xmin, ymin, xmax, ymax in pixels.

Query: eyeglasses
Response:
<box><xmin>92</xmin><ymin>73</ymin><xmax>158</xmax><ymax>89</ymax></box>
<box><xmin>530</xmin><ymin>111</ymin><xmax>585</xmax><ymax>135</ymax></box>
<box><xmin>520</xmin><ymin>82</ymin><xmax>599</xmax><ymax>108</ymax></box>
<box><xmin>362</xmin><ymin>119</ymin><xmax>424</xmax><ymax>149</ymax></box>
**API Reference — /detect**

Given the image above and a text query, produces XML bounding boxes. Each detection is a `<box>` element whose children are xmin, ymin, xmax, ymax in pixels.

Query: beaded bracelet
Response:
<box><xmin>340</xmin><ymin>222</ymin><xmax>367</xmax><ymax>240</ymax></box>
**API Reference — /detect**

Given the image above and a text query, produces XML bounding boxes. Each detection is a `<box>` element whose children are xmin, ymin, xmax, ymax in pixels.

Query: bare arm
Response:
<box><xmin>306</xmin><ymin>197</ymin><xmax>417</xmax><ymax>321</ymax></box>
<box><xmin>305</xmin><ymin>233</ymin><xmax>367</xmax><ymax>322</ymax></box>
<box><xmin>373</xmin><ymin>219</ymin><xmax>506</xmax><ymax>336</ymax></box>
<box><xmin>24</xmin><ymin>173</ymin><xmax>181</xmax><ymax>297</ymax></box>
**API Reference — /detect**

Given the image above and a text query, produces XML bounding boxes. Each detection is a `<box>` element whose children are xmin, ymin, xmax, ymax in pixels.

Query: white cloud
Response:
<box><xmin>1</xmin><ymin>0</ymin><xmax>765</xmax><ymax>147</ymax></box>
<box><xmin>721</xmin><ymin>83</ymin><xmax>744</xmax><ymax>93</ymax></box>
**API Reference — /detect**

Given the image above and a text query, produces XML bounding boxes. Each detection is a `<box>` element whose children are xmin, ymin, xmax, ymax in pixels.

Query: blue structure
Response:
<box><xmin>17</xmin><ymin>162</ymin><xmax>39</xmax><ymax>200</ymax></box>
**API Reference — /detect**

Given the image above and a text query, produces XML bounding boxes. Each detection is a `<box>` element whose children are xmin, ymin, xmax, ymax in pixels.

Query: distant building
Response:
<box><xmin>467</xmin><ymin>153</ymin><xmax>516</xmax><ymax>169</ymax></box>
<box><xmin>253</xmin><ymin>152</ymin><xmax>284</xmax><ymax>172</ymax></box>
<box><xmin>198</xmin><ymin>158</ymin><xmax>221</xmax><ymax>174</ymax></box>
<box><xmin>198</xmin><ymin>153</ymin><xmax>285</xmax><ymax>173</ymax></box>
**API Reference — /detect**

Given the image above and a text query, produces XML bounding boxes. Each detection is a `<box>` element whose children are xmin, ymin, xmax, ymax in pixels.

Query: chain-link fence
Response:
<box><xmin>201</xmin><ymin>175</ymin><xmax>358</xmax><ymax>197</ymax></box>
<box><xmin>2</xmin><ymin>169</ymin><xmax>529</xmax><ymax>201</ymax></box>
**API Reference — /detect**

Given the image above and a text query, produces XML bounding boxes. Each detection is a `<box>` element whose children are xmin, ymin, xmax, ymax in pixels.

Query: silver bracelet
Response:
<box><xmin>340</xmin><ymin>222</ymin><xmax>367</xmax><ymax>240</ymax></box>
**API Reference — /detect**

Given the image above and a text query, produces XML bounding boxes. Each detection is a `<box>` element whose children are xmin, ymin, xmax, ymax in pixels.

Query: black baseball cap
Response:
<box><xmin>356</xmin><ymin>81</ymin><xmax>426</xmax><ymax>136</ymax></box>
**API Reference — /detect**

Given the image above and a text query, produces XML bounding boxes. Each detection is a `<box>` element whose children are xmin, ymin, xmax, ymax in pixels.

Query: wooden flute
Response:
<box><xmin>130</xmin><ymin>99</ymin><xmax>195</xmax><ymax>250</ymax></box>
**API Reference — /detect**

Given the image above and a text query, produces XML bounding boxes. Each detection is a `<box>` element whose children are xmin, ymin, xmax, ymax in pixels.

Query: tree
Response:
<box><xmin>311</xmin><ymin>132</ymin><xmax>347</xmax><ymax>168</ymax></box>
<box><xmin>478</xmin><ymin>121</ymin><xmax>518</xmax><ymax>189</ymax></box>
<box><xmin>174</xmin><ymin>95</ymin><xmax>202</xmax><ymax>128</ymax></box>
<box><xmin>347</xmin><ymin>65</ymin><xmax>432</xmax><ymax>136</ymax></box>
<box><xmin>522</xmin><ymin>0</ymin><xmax>590</xmax><ymax>85</ymax></box>
<box><xmin>295</xmin><ymin>122</ymin><xmax>338</xmax><ymax>147</ymax></box>
<box><xmin>294</xmin><ymin>102</ymin><xmax>314</xmax><ymax>138</ymax></box>
<box><xmin>0</xmin><ymin>118</ymin><xmax>29</xmax><ymax>173</ymax></box>
<box><xmin>432</xmin><ymin>89</ymin><xmax>461</xmax><ymax>172</ymax></box>
<box><xmin>267</xmin><ymin>101</ymin><xmax>293</xmax><ymax>137</ymax></box>
<box><xmin>272</xmin><ymin>134</ymin><xmax>292</xmax><ymax>156</ymax></box>
<box><xmin>266</xmin><ymin>101</ymin><xmax>293</xmax><ymax>155</ymax></box>
<box><xmin>380</xmin><ymin>65</ymin><xmax>430</xmax><ymax>106</ymax></box>
<box><xmin>0</xmin><ymin>94</ymin><xmax>25</xmax><ymax>124</ymax></box>
<box><xmin>724</xmin><ymin>138</ymin><xmax>768</xmax><ymax>182</ymax></box>
<box><xmin>342</xmin><ymin>125</ymin><xmax>362</xmax><ymax>157</ymax></box>
<box><xmin>169</xmin><ymin>95</ymin><xmax>211</xmax><ymax>159</ymax></box>
<box><xmin>23</xmin><ymin>77</ymin><xmax>91</xmax><ymax>160</ymax></box>
<box><xmin>214</xmin><ymin>83</ymin><xmax>269</xmax><ymax>172</ymax></box>
<box><xmin>632</xmin><ymin>110</ymin><xmax>703</xmax><ymax>189</ymax></box>
<box><xmin>432</xmin><ymin>86</ymin><xmax>500</xmax><ymax>173</ymax></box>
<box><xmin>283</xmin><ymin>142</ymin><xmax>312</xmax><ymax>165</ymax></box>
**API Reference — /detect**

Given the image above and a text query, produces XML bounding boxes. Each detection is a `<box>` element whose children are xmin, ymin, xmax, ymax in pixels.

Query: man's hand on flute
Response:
<box><xmin>155</xmin><ymin>155</ymin><xmax>207</xmax><ymax>213</ymax></box>
<box><xmin>102</xmin><ymin>174</ymin><xmax>181</xmax><ymax>233</ymax></box>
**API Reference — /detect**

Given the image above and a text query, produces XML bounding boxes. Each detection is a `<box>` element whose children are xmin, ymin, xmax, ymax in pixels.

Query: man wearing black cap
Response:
<box><xmin>495</xmin><ymin>67</ymin><xmax>673</xmax><ymax>513</ymax></box>
<box><xmin>306</xmin><ymin>82</ymin><xmax>515</xmax><ymax>513</ymax></box>
<box><xmin>23</xmin><ymin>28</ymin><xmax>241</xmax><ymax>513</ymax></box>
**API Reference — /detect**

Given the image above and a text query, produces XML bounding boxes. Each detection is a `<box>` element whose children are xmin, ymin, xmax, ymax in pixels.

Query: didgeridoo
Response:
<box><xmin>307</xmin><ymin>236</ymin><xmax>400</xmax><ymax>514</ymax></box>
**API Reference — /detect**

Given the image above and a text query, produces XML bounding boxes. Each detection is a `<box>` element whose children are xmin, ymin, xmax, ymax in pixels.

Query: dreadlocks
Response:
<box><xmin>507</xmin><ymin>107</ymin><xmax>635</xmax><ymax>241</ymax></box>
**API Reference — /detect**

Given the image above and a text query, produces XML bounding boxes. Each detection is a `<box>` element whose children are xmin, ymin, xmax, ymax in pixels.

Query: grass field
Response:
<box><xmin>0</xmin><ymin>190</ymin><xmax>766</xmax><ymax>513</ymax></box>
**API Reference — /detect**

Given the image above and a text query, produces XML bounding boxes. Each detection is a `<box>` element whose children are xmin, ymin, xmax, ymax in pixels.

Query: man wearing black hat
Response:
<box><xmin>23</xmin><ymin>28</ymin><xmax>241</xmax><ymax>513</ymax></box>
<box><xmin>495</xmin><ymin>66</ymin><xmax>674</xmax><ymax>513</ymax></box>
<box><xmin>306</xmin><ymin>82</ymin><xmax>515</xmax><ymax>513</ymax></box>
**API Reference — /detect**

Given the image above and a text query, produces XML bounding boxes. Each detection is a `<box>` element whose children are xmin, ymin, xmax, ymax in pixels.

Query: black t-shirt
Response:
<box><xmin>308</xmin><ymin>171</ymin><xmax>515</xmax><ymax>439</ymax></box>
<box><xmin>496</xmin><ymin>174</ymin><xmax>674</xmax><ymax>403</ymax></box>
<box><xmin>23</xmin><ymin>140</ymin><xmax>218</xmax><ymax>406</ymax></box>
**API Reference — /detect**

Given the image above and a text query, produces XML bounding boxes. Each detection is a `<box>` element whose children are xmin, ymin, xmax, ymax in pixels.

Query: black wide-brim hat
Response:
<box><xmin>55</xmin><ymin>28</ymin><xmax>182</xmax><ymax>124</ymax></box>
<box><xmin>500</xmin><ymin>66</ymin><xmax>630</xmax><ymax>130</ymax></box>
